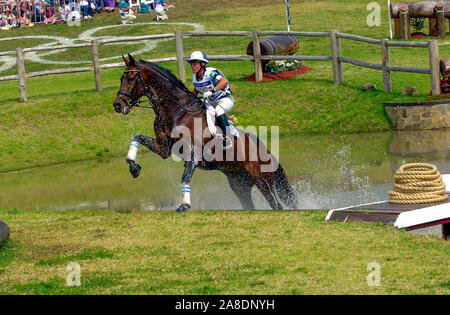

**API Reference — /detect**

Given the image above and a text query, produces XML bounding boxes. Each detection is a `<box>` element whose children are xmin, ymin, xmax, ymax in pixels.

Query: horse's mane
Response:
<box><xmin>139</xmin><ymin>60</ymin><xmax>193</xmax><ymax>95</ymax></box>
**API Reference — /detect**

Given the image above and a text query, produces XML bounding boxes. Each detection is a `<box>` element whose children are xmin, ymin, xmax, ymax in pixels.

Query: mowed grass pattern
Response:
<box><xmin>0</xmin><ymin>210</ymin><xmax>449</xmax><ymax>294</ymax></box>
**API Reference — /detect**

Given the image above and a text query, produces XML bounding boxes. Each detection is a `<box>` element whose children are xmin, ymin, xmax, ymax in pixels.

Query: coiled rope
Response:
<box><xmin>389</xmin><ymin>163</ymin><xmax>448</xmax><ymax>204</ymax></box>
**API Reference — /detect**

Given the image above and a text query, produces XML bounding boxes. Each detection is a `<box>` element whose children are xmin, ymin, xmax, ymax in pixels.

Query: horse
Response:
<box><xmin>113</xmin><ymin>53</ymin><xmax>298</xmax><ymax>212</ymax></box>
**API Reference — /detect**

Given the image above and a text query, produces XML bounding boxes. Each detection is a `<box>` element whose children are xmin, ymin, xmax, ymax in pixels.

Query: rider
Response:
<box><xmin>186</xmin><ymin>51</ymin><xmax>234</xmax><ymax>150</ymax></box>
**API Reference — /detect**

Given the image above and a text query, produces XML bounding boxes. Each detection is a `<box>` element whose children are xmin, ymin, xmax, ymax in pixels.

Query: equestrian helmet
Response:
<box><xmin>186</xmin><ymin>51</ymin><xmax>208</xmax><ymax>64</ymax></box>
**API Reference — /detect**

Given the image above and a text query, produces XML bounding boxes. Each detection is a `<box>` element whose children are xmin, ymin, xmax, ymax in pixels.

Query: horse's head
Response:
<box><xmin>113</xmin><ymin>54</ymin><xmax>146</xmax><ymax>115</ymax></box>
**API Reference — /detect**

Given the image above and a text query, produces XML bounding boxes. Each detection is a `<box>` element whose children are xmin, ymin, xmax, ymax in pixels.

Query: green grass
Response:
<box><xmin>0</xmin><ymin>1</ymin><xmax>449</xmax><ymax>172</ymax></box>
<box><xmin>0</xmin><ymin>209</ymin><xmax>448</xmax><ymax>294</ymax></box>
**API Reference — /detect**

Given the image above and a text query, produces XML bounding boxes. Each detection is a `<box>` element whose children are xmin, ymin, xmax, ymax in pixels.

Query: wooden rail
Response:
<box><xmin>332</xmin><ymin>31</ymin><xmax>440</xmax><ymax>95</ymax></box>
<box><xmin>0</xmin><ymin>29</ymin><xmax>441</xmax><ymax>102</ymax></box>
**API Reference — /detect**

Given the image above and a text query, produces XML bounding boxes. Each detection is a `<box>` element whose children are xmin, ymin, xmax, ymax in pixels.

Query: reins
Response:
<box><xmin>117</xmin><ymin>62</ymin><xmax>203</xmax><ymax>116</ymax></box>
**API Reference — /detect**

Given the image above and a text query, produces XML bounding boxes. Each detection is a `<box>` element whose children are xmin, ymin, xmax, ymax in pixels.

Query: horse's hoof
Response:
<box><xmin>129</xmin><ymin>162</ymin><xmax>141</xmax><ymax>178</ymax></box>
<box><xmin>176</xmin><ymin>204</ymin><xmax>191</xmax><ymax>213</ymax></box>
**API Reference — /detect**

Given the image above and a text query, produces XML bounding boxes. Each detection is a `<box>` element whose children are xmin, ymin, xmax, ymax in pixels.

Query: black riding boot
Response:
<box><xmin>216</xmin><ymin>114</ymin><xmax>233</xmax><ymax>150</ymax></box>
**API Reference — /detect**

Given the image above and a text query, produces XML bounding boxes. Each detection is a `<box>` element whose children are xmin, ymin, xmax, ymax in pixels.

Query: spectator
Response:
<box><xmin>18</xmin><ymin>0</ymin><xmax>32</xmax><ymax>26</ymax></box>
<box><xmin>43</xmin><ymin>0</ymin><xmax>55</xmax><ymax>6</ymax></box>
<box><xmin>58</xmin><ymin>0</ymin><xmax>71</xmax><ymax>20</ymax></box>
<box><xmin>33</xmin><ymin>0</ymin><xmax>45</xmax><ymax>23</ymax></box>
<box><xmin>43</xmin><ymin>2</ymin><xmax>56</xmax><ymax>24</ymax></box>
<box><xmin>119</xmin><ymin>0</ymin><xmax>129</xmax><ymax>14</ymax></box>
<box><xmin>68</xmin><ymin>0</ymin><xmax>79</xmax><ymax>11</ymax></box>
<box><xmin>104</xmin><ymin>0</ymin><xmax>114</xmax><ymax>12</ymax></box>
<box><xmin>96</xmin><ymin>0</ymin><xmax>104</xmax><ymax>12</ymax></box>
<box><xmin>79</xmin><ymin>0</ymin><xmax>91</xmax><ymax>18</ymax></box>
<box><xmin>155</xmin><ymin>0</ymin><xmax>174</xmax><ymax>10</ymax></box>
<box><xmin>3</xmin><ymin>7</ymin><xmax>17</xmax><ymax>27</ymax></box>
<box><xmin>154</xmin><ymin>0</ymin><xmax>170</xmax><ymax>21</ymax></box>
<box><xmin>139</xmin><ymin>1</ymin><xmax>150</xmax><ymax>14</ymax></box>
<box><xmin>11</xmin><ymin>3</ymin><xmax>18</xmax><ymax>16</ymax></box>
<box><xmin>0</xmin><ymin>10</ymin><xmax>5</xmax><ymax>29</ymax></box>
<box><xmin>89</xmin><ymin>0</ymin><xmax>100</xmax><ymax>14</ymax></box>
<box><xmin>119</xmin><ymin>0</ymin><xmax>135</xmax><ymax>24</ymax></box>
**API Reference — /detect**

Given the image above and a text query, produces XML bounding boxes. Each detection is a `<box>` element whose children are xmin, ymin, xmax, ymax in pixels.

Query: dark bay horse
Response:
<box><xmin>113</xmin><ymin>54</ymin><xmax>298</xmax><ymax>211</ymax></box>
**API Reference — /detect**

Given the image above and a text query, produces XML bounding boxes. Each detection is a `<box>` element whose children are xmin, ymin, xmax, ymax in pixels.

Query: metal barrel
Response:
<box><xmin>247</xmin><ymin>35</ymin><xmax>300</xmax><ymax>70</ymax></box>
<box><xmin>390</xmin><ymin>1</ymin><xmax>450</xmax><ymax>18</ymax></box>
<box><xmin>440</xmin><ymin>57</ymin><xmax>450</xmax><ymax>79</ymax></box>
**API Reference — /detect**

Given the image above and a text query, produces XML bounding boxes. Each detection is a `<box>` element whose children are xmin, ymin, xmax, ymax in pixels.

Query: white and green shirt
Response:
<box><xmin>192</xmin><ymin>67</ymin><xmax>232</xmax><ymax>101</ymax></box>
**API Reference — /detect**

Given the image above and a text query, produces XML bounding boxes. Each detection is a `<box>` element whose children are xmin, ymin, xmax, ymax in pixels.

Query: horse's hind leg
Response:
<box><xmin>254</xmin><ymin>177</ymin><xmax>283</xmax><ymax>210</ymax></box>
<box><xmin>226</xmin><ymin>172</ymin><xmax>255</xmax><ymax>210</ymax></box>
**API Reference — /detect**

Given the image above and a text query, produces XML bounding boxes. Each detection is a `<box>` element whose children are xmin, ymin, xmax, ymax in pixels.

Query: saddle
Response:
<box><xmin>202</xmin><ymin>98</ymin><xmax>239</xmax><ymax>139</ymax></box>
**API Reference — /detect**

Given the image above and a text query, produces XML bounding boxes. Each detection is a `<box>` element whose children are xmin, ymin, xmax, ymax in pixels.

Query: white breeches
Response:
<box><xmin>214</xmin><ymin>96</ymin><xmax>234</xmax><ymax>116</ymax></box>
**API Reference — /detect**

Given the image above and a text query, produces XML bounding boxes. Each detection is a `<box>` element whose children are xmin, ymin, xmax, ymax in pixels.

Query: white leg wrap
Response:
<box><xmin>181</xmin><ymin>184</ymin><xmax>191</xmax><ymax>205</ymax></box>
<box><xmin>126</xmin><ymin>140</ymin><xmax>139</xmax><ymax>161</ymax></box>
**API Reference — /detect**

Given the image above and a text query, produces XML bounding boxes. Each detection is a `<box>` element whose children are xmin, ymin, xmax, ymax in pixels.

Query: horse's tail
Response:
<box><xmin>274</xmin><ymin>163</ymin><xmax>298</xmax><ymax>210</ymax></box>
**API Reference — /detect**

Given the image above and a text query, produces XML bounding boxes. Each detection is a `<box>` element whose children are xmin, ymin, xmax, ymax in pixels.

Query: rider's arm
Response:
<box><xmin>213</xmin><ymin>77</ymin><xmax>229</xmax><ymax>91</ymax></box>
<box><xmin>192</xmin><ymin>88</ymin><xmax>199</xmax><ymax>96</ymax></box>
<box><xmin>209</xmin><ymin>71</ymin><xmax>228</xmax><ymax>92</ymax></box>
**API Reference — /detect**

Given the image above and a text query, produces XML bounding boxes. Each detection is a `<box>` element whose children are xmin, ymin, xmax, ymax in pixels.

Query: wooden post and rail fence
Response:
<box><xmin>0</xmin><ymin>29</ymin><xmax>441</xmax><ymax>102</ymax></box>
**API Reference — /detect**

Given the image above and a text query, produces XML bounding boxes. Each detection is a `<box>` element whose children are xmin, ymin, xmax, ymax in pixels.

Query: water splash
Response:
<box><xmin>288</xmin><ymin>143</ymin><xmax>379</xmax><ymax>210</ymax></box>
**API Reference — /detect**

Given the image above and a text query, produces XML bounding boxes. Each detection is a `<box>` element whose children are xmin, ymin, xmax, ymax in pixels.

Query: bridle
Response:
<box><xmin>116</xmin><ymin>62</ymin><xmax>203</xmax><ymax>116</ymax></box>
<box><xmin>117</xmin><ymin>62</ymin><xmax>154</xmax><ymax>110</ymax></box>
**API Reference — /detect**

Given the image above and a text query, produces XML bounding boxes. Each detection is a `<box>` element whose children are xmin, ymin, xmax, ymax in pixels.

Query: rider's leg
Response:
<box><xmin>216</xmin><ymin>113</ymin><xmax>230</xmax><ymax>137</ymax></box>
<box><xmin>215</xmin><ymin>97</ymin><xmax>234</xmax><ymax>150</ymax></box>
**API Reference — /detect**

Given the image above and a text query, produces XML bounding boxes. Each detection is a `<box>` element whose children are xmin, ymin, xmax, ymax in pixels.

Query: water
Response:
<box><xmin>0</xmin><ymin>130</ymin><xmax>449</xmax><ymax>211</ymax></box>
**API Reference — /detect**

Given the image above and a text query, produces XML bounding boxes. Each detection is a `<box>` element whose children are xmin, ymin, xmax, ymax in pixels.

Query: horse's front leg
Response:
<box><xmin>176</xmin><ymin>158</ymin><xmax>198</xmax><ymax>213</ymax></box>
<box><xmin>125</xmin><ymin>134</ymin><xmax>170</xmax><ymax>178</ymax></box>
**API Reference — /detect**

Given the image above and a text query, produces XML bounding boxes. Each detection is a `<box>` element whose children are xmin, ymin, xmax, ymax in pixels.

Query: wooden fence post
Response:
<box><xmin>16</xmin><ymin>47</ymin><xmax>27</xmax><ymax>102</ymax></box>
<box><xmin>436</xmin><ymin>4</ymin><xmax>445</xmax><ymax>39</ymax></box>
<box><xmin>330</xmin><ymin>30</ymin><xmax>343</xmax><ymax>85</ymax></box>
<box><xmin>91</xmin><ymin>40</ymin><xmax>102</xmax><ymax>91</ymax></box>
<box><xmin>175</xmin><ymin>30</ymin><xmax>186</xmax><ymax>83</ymax></box>
<box><xmin>399</xmin><ymin>6</ymin><xmax>409</xmax><ymax>40</ymax></box>
<box><xmin>381</xmin><ymin>39</ymin><xmax>392</xmax><ymax>93</ymax></box>
<box><xmin>252</xmin><ymin>29</ymin><xmax>263</xmax><ymax>82</ymax></box>
<box><xmin>428</xmin><ymin>40</ymin><xmax>441</xmax><ymax>96</ymax></box>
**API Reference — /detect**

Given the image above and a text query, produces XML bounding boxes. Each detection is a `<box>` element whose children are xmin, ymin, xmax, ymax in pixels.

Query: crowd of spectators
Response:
<box><xmin>117</xmin><ymin>0</ymin><xmax>174</xmax><ymax>24</ymax></box>
<box><xmin>0</xmin><ymin>0</ymin><xmax>174</xmax><ymax>29</ymax></box>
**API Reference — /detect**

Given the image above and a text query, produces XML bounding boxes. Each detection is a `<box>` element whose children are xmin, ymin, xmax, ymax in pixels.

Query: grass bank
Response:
<box><xmin>0</xmin><ymin>0</ymin><xmax>449</xmax><ymax>172</ymax></box>
<box><xmin>0</xmin><ymin>209</ymin><xmax>448</xmax><ymax>294</ymax></box>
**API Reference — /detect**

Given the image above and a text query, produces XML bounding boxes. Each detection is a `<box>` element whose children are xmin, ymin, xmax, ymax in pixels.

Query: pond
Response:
<box><xmin>0</xmin><ymin>130</ymin><xmax>449</xmax><ymax>211</ymax></box>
